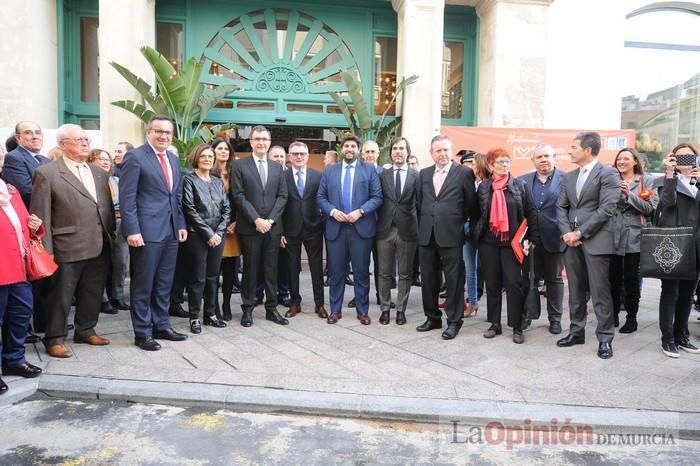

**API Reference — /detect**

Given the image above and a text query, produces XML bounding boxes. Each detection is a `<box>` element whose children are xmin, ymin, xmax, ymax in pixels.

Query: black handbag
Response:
<box><xmin>523</xmin><ymin>244</ymin><xmax>541</xmax><ymax>320</ymax></box>
<box><xmin>640</xmin><ymin>225</ymin><xmax>696</xmax><ymax>280</ymax></box>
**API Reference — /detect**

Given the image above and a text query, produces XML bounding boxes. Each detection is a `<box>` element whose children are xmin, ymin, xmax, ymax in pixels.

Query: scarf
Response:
<box><xmin>0</xmin><ymin>178</ymin><xmax>11</xmax><ymax>207</ymax></box>
<box><xmin>489</xmin><ymin>174</ymin><xmax>510</xmax><ymax>241</ymax></box>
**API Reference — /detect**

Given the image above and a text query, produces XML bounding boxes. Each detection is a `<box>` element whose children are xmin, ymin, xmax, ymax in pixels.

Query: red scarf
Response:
<box><xmin>489</xmin><ymin>175</ymin><xmax>510</xmax><ymax>241</ymax></box>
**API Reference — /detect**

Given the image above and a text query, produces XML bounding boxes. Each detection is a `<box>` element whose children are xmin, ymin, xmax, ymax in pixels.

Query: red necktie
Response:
<box><xmin>157</xmin><ymin>152</ymin><xmax>171</xmax><ymax>192</ymax></box>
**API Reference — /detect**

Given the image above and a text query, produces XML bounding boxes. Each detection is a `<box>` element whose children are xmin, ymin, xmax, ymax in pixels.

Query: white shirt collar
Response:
<box><xmin>580</xmin><ymin>158</ymin><xmax>598</xmax><ymax>173</ymax></box>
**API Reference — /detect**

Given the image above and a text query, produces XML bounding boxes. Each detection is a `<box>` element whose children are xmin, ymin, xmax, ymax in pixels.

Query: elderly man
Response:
<box><xmin>30</xmin><ymin>124</ymin><xmax>115</xmax><ymax>358</ymax></box>
<box><xmin>2</xmin><ymin>121</ymin><xmax>50</xmax><ymax>207</ymax></box>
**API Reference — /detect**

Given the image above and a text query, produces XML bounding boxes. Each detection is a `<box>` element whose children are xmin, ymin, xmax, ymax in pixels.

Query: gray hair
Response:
<box><xmin>430</xmin><ymin>134</ymin><xmax>451</xmax><ymax>147</ymax></box>
<box><xmin>56</xmin><ymin>123</ymin><xmax>83</xmax><ymax>142</ymax></box>
<box><xmin>288</xmin><ymin>141</ymin><xmax>308</xmax><ymax>152</ymax></box>
<box><xmin>532</xmin><ymin>143</ymin><xmax>554</xmax><ymax>156</ymax></box>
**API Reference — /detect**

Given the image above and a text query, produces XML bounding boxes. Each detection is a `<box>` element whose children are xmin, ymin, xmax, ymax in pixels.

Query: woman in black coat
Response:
<box><xmin>472</xmin><ymin>148</ymin><xmax>539</xmax><ymax>344</ymax></box>
<box><xmin>654</xmin><ymin>142</ymin><xmax>700</xmax><ymax>358</ymax></box>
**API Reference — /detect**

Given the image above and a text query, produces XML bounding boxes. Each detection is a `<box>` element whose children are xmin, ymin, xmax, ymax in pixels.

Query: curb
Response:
<box><xmin>25</xmin><ymin>374</ymin><xmax>700</xmax><ymax>440</ymax></box>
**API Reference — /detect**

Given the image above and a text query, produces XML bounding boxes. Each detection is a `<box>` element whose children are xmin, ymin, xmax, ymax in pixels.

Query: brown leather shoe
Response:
<box><xmin>74</xmin><ymin>334</ymin><xmax>110</xmax><ymax>346</ymax></box>
<box><xmin>327</xmin><ymin>311</ymin><xmax>342</xmax><ymax>324</ymax></box>
<box><xmin>315</xmin><ymin>305</ymin><xmax>328</xmax><ymax>319</ymax></box>
<box><xmin>357</xmin><ymin>313</ymin><xmax>371</xmax><ymax>325</ymax></box>
<box><xmin>285</xmin><ymin>304</ymin><xmax>301</xmax><ymax>318</ymax></box>
<box><xmin>47</xmin><ymin>344</ymin><xmax>73</xmax><ymax>358</ymax></box>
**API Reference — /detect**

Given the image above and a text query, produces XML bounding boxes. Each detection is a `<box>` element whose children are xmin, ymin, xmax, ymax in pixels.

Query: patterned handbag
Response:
<box><xmin>640</xmin><ymin>225</ymin><xmax>696</xmax><ymax>280</ymax></box>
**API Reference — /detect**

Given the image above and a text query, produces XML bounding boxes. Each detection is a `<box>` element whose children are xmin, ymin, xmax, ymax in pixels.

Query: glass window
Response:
<box><xmin>621</xmin><ymin>9</ymin><xmax>700</xmax><ymax>170</ymax></box>
<box><xmin>441</xmin><ymin>41</ymin><xmax>464</xmax><ymax>119</ymax></box>
<box><xmin>157</xmin><ymin>22</ymin><xmax>184</xmax><ymax>71</ymax></box>
<box><xmin>80</xmin><ymin>17</ymin><xmax>99</xmax><ymax>102</ymax></box>
<box><xmin>374</xmin><ymin>37</ymin><xmax>397</xmax><ymax>116</ymax></box>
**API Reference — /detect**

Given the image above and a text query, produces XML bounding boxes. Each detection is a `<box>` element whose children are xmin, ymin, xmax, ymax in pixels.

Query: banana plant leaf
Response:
<box><xmin>110</xmin><ymin>100</ymin><xmax>155</xmax><ymax>125</ymax></box>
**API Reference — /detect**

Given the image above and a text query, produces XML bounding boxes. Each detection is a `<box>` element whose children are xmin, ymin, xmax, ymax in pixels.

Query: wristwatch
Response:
<box><xmin>268</xmin><ymin>219</ymin><xmax>275</xmax><ymax>224</ymax></box>
<box><xmin>359</xmin><ymin>208</ymin><xmax>366</xmax><ymax>217</ymax></box>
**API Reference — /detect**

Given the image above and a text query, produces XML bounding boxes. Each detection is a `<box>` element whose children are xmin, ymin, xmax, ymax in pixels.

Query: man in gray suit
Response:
<box><xmin>31</xmin><ymin>124</ymin><xmax>116</xmax><ymax>358</ymax></box>
<box><xmin>376</xmin><ymin>137</ymin><xmax>419</xmax><ymax>325</ymax></box>
<box><xmin>556</xmin><ymin>132</ymin><xmax>620</xmax><ymax>359</ymax></box>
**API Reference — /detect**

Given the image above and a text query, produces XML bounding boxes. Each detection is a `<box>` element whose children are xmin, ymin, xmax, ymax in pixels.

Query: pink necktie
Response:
<box><xmin>434</xmin><ymin>169</ymin><xmax>445</xmax><ymax>195</ymax></box>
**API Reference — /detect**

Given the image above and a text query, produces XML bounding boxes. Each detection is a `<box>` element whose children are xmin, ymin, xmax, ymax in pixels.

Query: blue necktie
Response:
<box><xmin>342</xmin><ymin>164</ymin><xmax>352</xmax><ymax>213</ymax></box>
<box><xmin>296</xmin><ymin>170</ymin><xmax>304</xmax><ymax>197</ymax></box>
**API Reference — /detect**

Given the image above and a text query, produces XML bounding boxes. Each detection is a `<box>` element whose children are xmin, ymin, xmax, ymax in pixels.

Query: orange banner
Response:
<box><xmin>441</xmin><ymin>127</ymin><xmax>636</xmax><ymax>176</ymax></box>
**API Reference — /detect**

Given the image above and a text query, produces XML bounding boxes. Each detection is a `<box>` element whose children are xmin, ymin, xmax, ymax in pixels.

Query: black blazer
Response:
<box><xmin>282</xmin><ymin>167</ymin><xmax>323</xmax><ymax>237</ymax></box>
<box><xmin>231</xmin><ymin>155</ymin><xmax>288</xmax><ymax>236</ymax></box>
<box><xmin>519</xmin><ymin>168</ymin><xmax>566</xmax><ymax>253</ymax></box>
<box><xmin>376</xmin><ymin>166</ymin><xmax>419</xmax><ymax>241</ymax></box>
<box><xmin>416</xmin><ymin>163</ymin><xmax>477</xmax><ymax>248</ymax></box>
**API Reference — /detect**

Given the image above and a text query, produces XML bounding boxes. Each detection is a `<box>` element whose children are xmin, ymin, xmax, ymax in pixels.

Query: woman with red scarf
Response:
<box><xmin>471</xmin><ymin>148</ymin><xmax>538</xmax><ymax>343</ymax></box>
<box><xmin>0</xmin><ymin>177</ymin><xmax>44</xmax><ymax>394</ymax></box>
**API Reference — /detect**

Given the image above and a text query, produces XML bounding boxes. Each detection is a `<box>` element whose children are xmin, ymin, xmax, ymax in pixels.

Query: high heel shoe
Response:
<box><xmin>203</xmin><ymin>315</ymin><xmax>227</xmax><ymax>328</ymax></box>
<box><xmin>464</xmin><ymin>303</ymin><xmax>479</xmax><ymax>318</ymax></box>
<box><xmin>190</xmin><ymin>319</ymin><xmax>202</xmax><ymax>334</ymax></box>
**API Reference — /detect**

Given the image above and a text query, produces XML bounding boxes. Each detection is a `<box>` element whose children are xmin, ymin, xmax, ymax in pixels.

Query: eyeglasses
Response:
<box><xmin>251</xmin><ymin>137</ymin><xmax>271</xmax><ymax>142</ymax></box>
<box><xmin>62</xmin><ymin>137</ymin><xmax>90</xmax><ymax>144</ymax></box>
<box><xmin>17</xmin><ymin>129</ymin><xmax>42</xmax><ymax>136</ymax></box>
<box><xmin>150</xmin><ymin>129</ymin><xmax>173</xmax><ymax>136</ymax></box>
<box><xmin>289</xmin><ymin>152</ymin><xmax>308</xmax><ymax>157</ymax></box>
<box><xmin>494</xmin><ymin>159</ymin><xmax>511</xmax><ymax>165</ymax></box>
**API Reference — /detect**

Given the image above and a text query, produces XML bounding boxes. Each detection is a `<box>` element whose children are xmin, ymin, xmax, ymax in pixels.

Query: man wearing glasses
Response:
<box><xmin>281</xmin><ymin>142</ymin><xmax>326</xmax><ymax>319</ymax></box>
<box><xmin>119</xmin><ymin>115</ymin><xmax>189</xmax><ymax>351</ymax></box>
<box><xmin>231</xmin><ymin>126</ymin><xmax>289</xmax><ymax>328</ymax></box>
<box><xmin>30</xmin><ymin>124</ymin><xmax>115</xmax><ymax>358</ymax></box>
<box><xmin>2</xmin><ymin>121</ymin><xmax>50</xmax><ymax>207</ymax></box>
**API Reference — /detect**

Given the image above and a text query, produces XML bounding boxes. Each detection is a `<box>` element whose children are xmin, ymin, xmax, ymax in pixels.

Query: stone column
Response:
<box><xmin>1</xmin><ymin>0</ymin><xmax>59</xmax><ymax>129</ymax></box>
<box><xmin>392</xmin><ymin>0</ymin><xmax>446</xmax><ymax>163</ymax></box>
<box><xmin>99</xmin><ymin>0</ymin><xmax>156</xmax><ymax>151</ymax></box>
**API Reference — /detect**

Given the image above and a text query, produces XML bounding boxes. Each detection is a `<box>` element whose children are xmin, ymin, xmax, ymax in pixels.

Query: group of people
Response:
<box><xmin>1</xmin><ymin>115</ymin><xmax>699</xmax><ymax>395</ymax></box>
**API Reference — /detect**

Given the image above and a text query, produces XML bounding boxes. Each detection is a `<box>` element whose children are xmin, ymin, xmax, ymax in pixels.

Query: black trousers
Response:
<box><xmin>420</xmin><ymin>235</ymin><xmax>464</xmax><ymax>324</ymax></box>
<box><xmin>659</xmin><ymin>278</ymin><xmax>697</xmax><ymax>345</ymax></box>
<box><xmin>478</xmin><ymin>242</ymin><xmax>524</xmax><ymax>330</ymax></box>
<box><xmin>239</xmin><ymin>232</ymin><xmax>281</xmax><ymax>312</ymax></box>
<box><xmin>286</xmin><ymin>230</ymin><xmax>325</xmax><ymax>307</ymax></box>
<box><xmin>220</xmin><ymin>256</ymin><xmax>241</xmax><ymax>310</ymax></box>
<box><xmin>184</xmin><ymin>232</ymin><xmax>225</xmax><ymax>319</ymax></box>
<box><xmin>609</xmin><ymin>253</ymin><xmax>641</xmax><ymax>317</ymax></box>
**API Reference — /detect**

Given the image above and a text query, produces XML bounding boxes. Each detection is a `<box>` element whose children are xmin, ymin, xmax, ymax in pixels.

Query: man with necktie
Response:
<box><xmin>317</xmin><ymin>134</ymin><xmax>383</xmax><ymax>325</ymax></box>
<box><xmin>30</xmin><ymin>124</ymin><xmax>115</xmax><ymax>358</ymax></box>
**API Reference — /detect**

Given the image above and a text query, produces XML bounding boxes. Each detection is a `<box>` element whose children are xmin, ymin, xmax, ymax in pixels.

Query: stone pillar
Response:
<box><xmin>392</xmin><ymin>0</ymin><xmax>445</xmax><ymax>163</ymax></box>
<box><xmin>1</xmin><ymin>0</ymin><xmax>58</xmax><ymax>129</ymax></box>
<box><xmin>98</xmin><ymin>0</ymin><xmax>156</xmax><ymax>151</ymax></box>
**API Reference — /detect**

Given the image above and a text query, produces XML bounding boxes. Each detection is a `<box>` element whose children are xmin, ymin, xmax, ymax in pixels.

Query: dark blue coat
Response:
<box><xmin>519</xmin><ymin>168</ymin><xmax>566</xmax><ymax>253</ymax></box>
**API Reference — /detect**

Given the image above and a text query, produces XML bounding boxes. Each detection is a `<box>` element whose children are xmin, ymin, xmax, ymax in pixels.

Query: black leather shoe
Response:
<box><xmin>25</xmin><ymin>332</ymin><xmax>41</xmax><ymax>344</ymax></box>
<box><xmin>0</xmin><ymin>377</ymin><xmax>7</xmax><ymax>394</ymax></box>
<box><xmin>557</xmin><ymin>334</ymin><xmax>585</xmax><ymax>347</ymax></box>
<box><xmin>203</xmin><ymin>315</ymin><xmax>227</xmax><ymax>328</ymax></box>
<box><xmin>521</xmin><ymin>318</ymin><xmax>531</xmax><ymax>331</ymax></box>
<box><xmin>266</xmin><ymin>309</ymin><xmax>289</xmax><ymax>325</ymax></box>
<box><xmin>441</xmin><ymin>321</ymin><xmax>463</xmax><ymax>340</ymax></box>
<box><xmin>241</xmin><ymin>310</ymin><xmax>253</xmax><ymax>327</ymax></box>
<box><xmin>348</xmin><ymin>297</ymin><xmax>356</xmax><ymax>308</ymax></box>
<box><xmin>100</xmin><ymin>301</ymin><xmax>117</xmax><ymax>314</ymax></box>
<box><xmin>549</xmin><ymin>321</ymin><xmax>562</xmax><ymax>335</ymax></box>
<box><xmin>396</xmin><ymin>311</ymin><xmax>406</xmax><ymax>325</ymax></box>
<box><xmin>345</xmin><ymin>275</ymin><xmax>354</xmax><ymax>286</ymax></box>
<box><xmin>190</xmin><ymin>319</ymin><xmax>202</xmax><ymax>334</ymax></box>
<box><xmin>169</xmin><ymin>303</ymin><xmax>188</xmax><ymax>318</ymax></box>
<box><xmin>153</xmin><ymin>328</ymin><xmax>188</xmax><ymax>341</ymax></box>
<box><xmin>279</xmin><ymin>294</ymin><xmax>292</xmax><ymax>308</ymax></box>
<box><xmin>379</xmin><ymin>311</ymin><xmax>390</xmax><ymax>325</ymax></box>
<box><xmin>2</xmin><ymin>362</ymin><xmax>42</xmax><ymax>378</ymax></box>
<box><xmin>222</xmin><ymin>304</ymin><xmax>233</xmax><ymax>322</ymax></box>
<box><xmin>390</xmin><ymin>302</ymin><xmax>396</xmax><ymax>309</ymax></box>
<box><xmin>597</xmin><ymin>342</ymin><xmax>613</xmax><ymax>359</ymax></box>
<box><xmin>111</xmin><ymin>299</ymin><xmax>130</xmax><ymax>310</ymax></box>
<box><xmin>135</xmin><ymin>336</ymin><xmax>161</xmax><ymax>351</ymax></box>
<box><xmin>416</xmin><ymin>319</ymin><xmax>442</xmax><ymax>332</ymax></box>
<box><xmin>231</xmin><ymin>286</ymin><xmax>241</xmax><ymax>294</ymax></box>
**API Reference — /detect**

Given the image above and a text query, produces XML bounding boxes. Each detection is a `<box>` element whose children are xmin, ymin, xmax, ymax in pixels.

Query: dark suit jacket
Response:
<box><xmin>283</xmin><ymin>167</ymin><xmax>323</xmax><ymax>238</ymax></box>
<box><xmin>119</xmin><ymin>143</ymin><xmax>186</xmax><ymax>242</ymax></box>
<box><xmin>556</xmin><ymin>161</ymin><xmax>620</xmax><ymax>255</ymax></box>
<box><xmin>376</xmin><ymin>166</ymin><xmax>419</xmax><ymax>241</ymax></box>
<box><xmin>1</xmin><ymin>146</ymin><xmax>50</xmax><ymax>207</ymax></box>
<box><xmin>416</xmin><ymin>163</ymin><xmax>476</xmax><ymax>248</ymax></box>
<box><xmin>317</xmin><ymin>160</ymin><xmax>383</xmax><ymax>241</ymax></box>
<box><xmin>519</xmin><ymin>168</ymin><xmax>566</xmax><ymax>253</ymax></box>
<box><xmin>231</xmin><ymin>155</ymin><xmax>288</xmax><ymax>236</ymax></box>
<box><xmin>30</xmin><ymin>158</ymin><xmax>115</xmax><ymax>263</ymax></box>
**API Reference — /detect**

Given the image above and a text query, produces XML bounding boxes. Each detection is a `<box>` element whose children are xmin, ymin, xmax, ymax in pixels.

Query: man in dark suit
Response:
<box><xmin>120</xmin><ymin>115</ymin><xmax>189</xmax><ymax>351</ymax></box>
<box><xmin>415</xmin><ymin>135</ymin><xmax>477</xmax><ymax>340</ymax></box>
<box><xmin>318</xmin><ymin>134</ymin><xmax>383</xmax><ymax>325</ymax></box>
<box><xmin>2</xmin><ymin>121</ymin><xmax>50</xmax><ymax>207</ymax></box>
<box><xmin>556</xmin><ymin>132</ymin><xmax>620</xmax><ymax>359</ymax></box>
<box><xmin>376</xmin><ymin>137</ymin><xmax>419</xmax><ymax>325</ymax></box>
<box><xmin>231</xmin><ymin>125</ymin><xmax>289</xmax><ymax>327</ymax></box>
<box><xmin>519</xmin><ymin>143</ymin><xmax>566</xmax><ymax>334</ymax></box>
<box><xmin>281</xmin><ymin>141</ymin><xmax>326</xmax><ymax>319</ymax></box>
<box><xmin>30</xmin><ymin>124</ymin><xmax>115</xmax><ymax>358</ymax></box>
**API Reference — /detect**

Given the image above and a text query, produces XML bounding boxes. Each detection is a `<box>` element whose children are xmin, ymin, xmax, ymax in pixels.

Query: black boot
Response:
<box><xmin>619</xmin><ymin>313</ymin><xmax>637</xmax><ymax>333</ymax></box>
<box><xmin>613</xmin><ymin>310</ymin><xmax>620</xmax><ymax>328</ymax></box>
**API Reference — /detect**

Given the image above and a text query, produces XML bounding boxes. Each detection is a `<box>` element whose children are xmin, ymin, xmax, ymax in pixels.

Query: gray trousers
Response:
<box><xmin>109</xmin><ymin>219</ymin><xmax>129</xmax><ymax>301</ymax></box>
<box><xmin>533</xmin><ymin>247</ymin><xmax>564</xmax><ymax>323</ymax></box>
<box><xmin>377</xmin><ymin>227</ymin><xmax>416</xmax><ymax>313</ymax></box>
<box><xmin>563</xmin><ymin>246</ymin><xmax>614</xmax><ymax>343</ymax></box>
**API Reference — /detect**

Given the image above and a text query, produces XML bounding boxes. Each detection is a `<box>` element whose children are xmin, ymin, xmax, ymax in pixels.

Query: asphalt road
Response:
<box><xmin>0</xmin><ymin>397</ymin><xmax>698</xmax><ymax>465</ymax></box>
